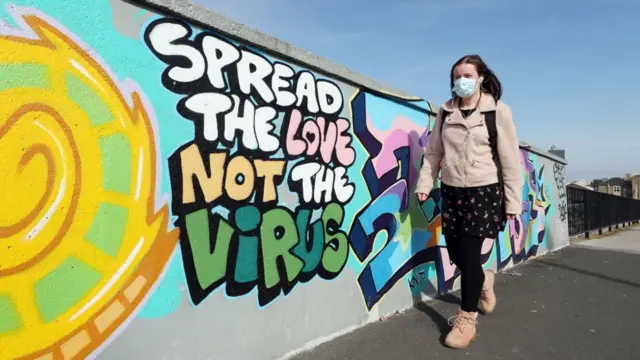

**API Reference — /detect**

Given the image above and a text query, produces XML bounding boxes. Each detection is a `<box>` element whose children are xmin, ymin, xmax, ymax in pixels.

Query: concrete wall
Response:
<box><xmin>0</xmin><ymin>1</ymin><xmax>569</xmax><ymax>359</ymax></box>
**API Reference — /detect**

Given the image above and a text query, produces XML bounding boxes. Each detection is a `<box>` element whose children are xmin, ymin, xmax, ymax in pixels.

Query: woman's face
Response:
<box><xmin>453</xmin><ymin>63</ymin><xmax>479</xmax><ymax>81</ymax></box>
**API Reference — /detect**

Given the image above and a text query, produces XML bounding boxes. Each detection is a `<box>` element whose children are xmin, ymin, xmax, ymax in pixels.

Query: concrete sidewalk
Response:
<box><xmin>573</xmin><ymin>226</ymin><xmax>640</xmax><ymax>254</ymax></box>
<box><xmin>290</xmin><ymin>229</ymin><xmax>640</xmax><ymax>360</ymax></box>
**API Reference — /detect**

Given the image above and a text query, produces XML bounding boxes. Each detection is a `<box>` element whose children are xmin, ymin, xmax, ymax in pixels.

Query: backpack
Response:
<box><xmin>438</xmin><ymin>108</ymin><xmax>508</xmax><ymax>231</ymax></box>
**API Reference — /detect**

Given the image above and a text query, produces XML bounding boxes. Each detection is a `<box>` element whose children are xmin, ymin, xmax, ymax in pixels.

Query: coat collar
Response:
<box><xmin>441</xmin><ymin>92</ymin><xmax>497</xmax><ymax>113</ymax></box>
<box><xmin>441</xmin><ymin>93</ymin><xmax>497</xmax><ymax>129</ymax></box>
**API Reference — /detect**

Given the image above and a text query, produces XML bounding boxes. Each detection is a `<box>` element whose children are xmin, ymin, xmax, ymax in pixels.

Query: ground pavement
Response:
<box><xmin>289</xmin><ymin>227</ymin><xmax>640</xmax><ymax>360</ymax></box>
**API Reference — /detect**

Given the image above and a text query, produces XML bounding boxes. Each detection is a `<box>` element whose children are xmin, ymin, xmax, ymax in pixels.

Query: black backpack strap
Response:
<box><xmin>484</xmin><ymin>110</ymin><xmax>507</xmax><ymax>230</ymax></box>
<box><xmin>484</xmin><ymin>110</ymin><xmax>500</xmax><ymax>175</ymax></box>
<box><xmin>439</xmin><ymin>108</ymin><xmax>450</xmax><ymax>136</ymax></box>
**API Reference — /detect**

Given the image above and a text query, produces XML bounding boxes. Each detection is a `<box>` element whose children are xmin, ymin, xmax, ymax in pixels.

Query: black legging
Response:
<box><xmin>446</xmin><ymin>232</ymin><xmax>485</xmax><ymax>313</ymax></box>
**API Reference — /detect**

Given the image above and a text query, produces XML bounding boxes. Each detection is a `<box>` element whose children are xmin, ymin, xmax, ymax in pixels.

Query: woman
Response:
<box><xmin>415</xmin><ymin>54</ymin><xmax>523</xmax><ymax>349</ymax></box>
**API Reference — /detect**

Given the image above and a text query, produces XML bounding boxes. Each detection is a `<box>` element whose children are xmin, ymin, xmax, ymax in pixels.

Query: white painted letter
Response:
<box><xmin>272</xmin><ymin>63</ymin><xmax>297</xmax><ymax>107</ymax></box>
<box><xmin>147</xmin><ymin>21</ymin><xmax>205</xmax><ymax>83</ymax></box>
<box><xmin>290</xmin><ymin>162</ymin><xmax>321</xmax><ymax>203</ymax></box>
<box><xmin>224</xmin><ymin>95</ymin><xmax>258</xmax><ymax>150</ymax></box>
<box><xmin>313</xmin><ymin>165</ymin><xmax>334</xmax><ymax>203</ymax></box>
<box><xmin>184</xmin><ymin>93</ymin><xmax>232</xmax><ymax>141</ymax></box>
<box><xmin>295</xmin><ymin>71</ymin><xmax>319</xmax><ymax>114</ymax></box>
<box><xmin>333</xmin><ymin>167</ymin><xmax>355</xmax><ymax>203</ymax></box>
<box><xmin>317</xmin><ymin>80</ymin><xmax>343</xmax><ymax>115</ymax></box>
<box><xmin>236</xmin><ymin>51</ymin><xmax>275</xmax><ymax>104</ymax></box>
<box><xmin>254</xmin><ymin>106</ymin><xmax>280</xmax><ymax>152</ymax></box>
<box><xmin>201</xmin><ymin>35</ymin><xmax>240</xmax><ymax>90</ymax></box>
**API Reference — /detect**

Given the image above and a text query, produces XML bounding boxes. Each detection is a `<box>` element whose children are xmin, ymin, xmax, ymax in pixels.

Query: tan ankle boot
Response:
<box><xmin>479</xmin><ymin>270</ymin><xmax>496</xmax><ymax>314</ymax></box>
<box><xmin>444</xmin><ymin>309</ymin><xmax>478</xmax><ymax>349</ymax></box>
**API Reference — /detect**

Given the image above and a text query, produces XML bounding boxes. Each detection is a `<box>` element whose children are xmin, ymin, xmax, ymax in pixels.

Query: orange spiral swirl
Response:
<box><xmin>0</xmin><ymin>104</ymin><xmax>81</xmax><ymax>276</ymax></box>
<box><xmin>0</xmin><ymin>11</ymin><xmax>179</xmax><ymax>360</ymax></box>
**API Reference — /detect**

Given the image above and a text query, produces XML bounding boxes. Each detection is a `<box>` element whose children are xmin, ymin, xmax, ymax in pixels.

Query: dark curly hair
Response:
<box><xmin>450</xmin><ymin>54</ymin><xmax>502</xmax><ymax>101</ymax></box>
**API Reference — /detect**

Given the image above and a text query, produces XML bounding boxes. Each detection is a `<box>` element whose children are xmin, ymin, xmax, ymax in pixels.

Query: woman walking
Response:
<box><xmin>415</xmin><ymin>54</ymin><xmax>523</xmax><ymax>349</ymax></box>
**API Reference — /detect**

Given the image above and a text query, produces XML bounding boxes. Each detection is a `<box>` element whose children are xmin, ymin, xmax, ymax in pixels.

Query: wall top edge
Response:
<box><xmin>520</xmin><ymin>142</ymin><xmax>568</xmax><ymax>165</ymax></box>
<box><xmin>128</xmin><ymin>0</ymin><xmax>428</xmax><ymax>105</ymax></box>
<box><xmin>128</xmin><ymin>0</ymin><xmax>566</xmax><ymax>165</ymax></box>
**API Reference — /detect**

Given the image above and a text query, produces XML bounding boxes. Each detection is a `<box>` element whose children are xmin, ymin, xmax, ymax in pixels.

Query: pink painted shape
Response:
<box><xmin>511</xmin><ymin>216</ymin><xmax>525</xmax><ymax>255</ymax></box>
<box><xmin>335</xmin><ymin>118</ymin><xmax>355</xmax><ymax>166</ymax></box>
<box><xmin>318</xmin><ymin>116</ymin><xmax>337</xmax><ymax>164</ymax></box>
<box><xmin>284</xmin><ymin>109</ymin><xmax>306</xmax><ymax>156</ymax></box>
<box><xmin>438</xmin><ymin>247</ymin><xmax>458</xmax><ymax>284</ymax></box>
<box><xmin>481</xmin><ymin>238</ymin><xmax>494</xmax><ymax>255</ymax></box>
<box><xmin>364</xmin><ymin>111</ymin><xmax>430</xmax><ymax>186</ymax></box>
<box><xmin>302</xmin><ymin>120</ymin><xmax>320</xmax><ymax>156</ymax></box>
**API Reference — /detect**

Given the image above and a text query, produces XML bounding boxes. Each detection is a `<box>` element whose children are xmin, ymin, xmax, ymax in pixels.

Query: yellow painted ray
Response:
<box><xmin>0</xmin><ymin>12</ymin><xmax>178</xmax><ymax>360</ymax></box>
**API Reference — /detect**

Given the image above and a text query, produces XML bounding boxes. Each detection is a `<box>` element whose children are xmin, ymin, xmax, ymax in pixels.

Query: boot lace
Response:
<box><xmin>447</xmin><ymin>313</ymin><xmax>477</xmax><ymax>333</ymax></box>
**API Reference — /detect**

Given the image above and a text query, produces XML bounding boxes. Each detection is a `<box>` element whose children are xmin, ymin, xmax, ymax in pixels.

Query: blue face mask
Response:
<box><xmin>453</xmin><ymin>77</ymin><xmax>480</xmax><ymax>98</ymax></box>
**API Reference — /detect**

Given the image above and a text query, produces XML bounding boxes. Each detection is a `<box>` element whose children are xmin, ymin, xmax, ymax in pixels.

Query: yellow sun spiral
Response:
<box><xmin>0</xmin><ymin>14</ymin><xmax>178</xmax><ymax>360</ymax></box>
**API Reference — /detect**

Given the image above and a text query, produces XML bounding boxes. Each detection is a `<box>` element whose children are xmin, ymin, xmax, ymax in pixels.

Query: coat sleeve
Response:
<box><xmin>415</xmin><ymin>110</ymin><xmax>444</xmax><ymax>195</ymax></box>
<box><xmin>496</xmin><ymin>103</ymin><xmax>523</xmax><ymax>214</ymax></box>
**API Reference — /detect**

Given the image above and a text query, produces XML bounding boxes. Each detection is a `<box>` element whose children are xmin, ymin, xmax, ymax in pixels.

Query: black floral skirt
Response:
<box><xmin>440</xmin><ymin>182</ymin><xmax>504</xmax><ymax>239</ymax></box>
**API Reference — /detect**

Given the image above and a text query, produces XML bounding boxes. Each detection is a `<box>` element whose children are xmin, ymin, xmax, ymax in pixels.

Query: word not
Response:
<box><xmin>180</xmin><ymin>203</ymin><xmax>349</xmax><ymax>306</ymax></box>
<box><xmin>173</xmin><ymin>143</ymin><xmax>286</xmax><ymax>207</ymax></box>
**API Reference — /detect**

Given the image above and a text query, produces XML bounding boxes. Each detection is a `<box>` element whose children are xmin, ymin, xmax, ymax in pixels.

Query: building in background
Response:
<box><xmin>591</xmin><ymin>177</ymin><xmax>633</xmax><ymax>198</ymax></box>
<box><xmin>624</xmin><ymin>174</ymin><xmax>640</xmax><ymax>200</ymax></box>
<box><xmin>549</xmin><ymin>145</ymin><xmax>566</xmax><ymax>159</ymax></box>
<box><xmin>568</xmin><ymin>180</ymin><xmax>594</xmax><ymax>191</ymax></box>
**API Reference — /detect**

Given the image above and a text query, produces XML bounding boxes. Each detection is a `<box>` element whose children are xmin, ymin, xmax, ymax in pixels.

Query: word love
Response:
<box><xmin>284</xmin><ymin>109</ymin><xmax>355</xmax><ymax>167</ymax></box>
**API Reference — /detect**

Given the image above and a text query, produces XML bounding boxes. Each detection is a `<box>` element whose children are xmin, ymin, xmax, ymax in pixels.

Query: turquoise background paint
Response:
<box><xmin>0</xmin><ymin>2</ymin><xmax>381</xmax><ymax>317</ymax></box>
<box><xmin>1</xmin><ymin>2</ymin><xmax>192</xmax><ymax>318</ymax></box>
<box><xmin>0</xmin><ymin>1</ymin><xmax>557</xmax><ymax>319</ymax></box>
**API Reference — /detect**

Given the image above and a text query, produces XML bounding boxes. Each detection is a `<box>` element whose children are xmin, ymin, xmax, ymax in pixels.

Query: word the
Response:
<box><xmin>290</xmin><ymin>162</ymin><xmax>355</xmax><ymax>205</ymax></box>
<box><xmin>181</xmin><ymin>93</ymin><xmax>281</xmax><ymax>151</ymax></box>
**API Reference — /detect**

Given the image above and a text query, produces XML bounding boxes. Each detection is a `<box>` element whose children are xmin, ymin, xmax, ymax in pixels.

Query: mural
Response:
<box><xmin>0</xmin><ymin>2</ymin><xmax>562</xmax><ymax>359</ymax></box>
<box><xmin>347</xmin><ymin>92</ymin><xmax>553</xmax><ymax>309</ymax></box>
<box><xmin>0</xmin><ymin>10</ymin><xmax>178</xmax><ymax>360</ymax></box>
<box><xmin>143</xmin><ymin>18</ymin><xmax>354</xmax><ymax>307</ymax></box>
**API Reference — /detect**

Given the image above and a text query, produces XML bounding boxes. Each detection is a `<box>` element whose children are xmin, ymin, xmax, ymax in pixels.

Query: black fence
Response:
<box><xmin>567</xmin><ymin>186</ymin><xmax>640</xmax><ymax>236</ymax></box>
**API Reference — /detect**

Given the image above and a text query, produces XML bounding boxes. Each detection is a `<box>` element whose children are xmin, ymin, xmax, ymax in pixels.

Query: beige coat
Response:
<box><xmin>415</xmin><ymin>93</ymin><xmax>523</xmax><ymax>214</ymax></box>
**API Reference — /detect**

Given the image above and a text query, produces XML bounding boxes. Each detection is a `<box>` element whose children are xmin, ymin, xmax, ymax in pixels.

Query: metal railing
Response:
<box><xmin>567</xmin><ymin>186</ymin><xmax>640</xmax><ymax>236</ymax></box>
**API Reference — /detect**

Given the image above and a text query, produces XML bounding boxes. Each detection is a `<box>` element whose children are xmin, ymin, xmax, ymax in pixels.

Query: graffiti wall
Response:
<box><xmin>0</xmin><ymin>1</ymin><xmax>569</xmax><ymax>359</ymax></box>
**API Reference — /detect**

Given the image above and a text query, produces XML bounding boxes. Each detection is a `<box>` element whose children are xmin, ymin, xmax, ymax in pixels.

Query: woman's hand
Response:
<box><xmin>507</xmin><ymin>214</ymin><xmax>517</xmax><ymax>220</ymax></box>
<box><xmin>417</xmin><ymin>193</ymin><xmax>428</xmax><ymax>202</ymax></box>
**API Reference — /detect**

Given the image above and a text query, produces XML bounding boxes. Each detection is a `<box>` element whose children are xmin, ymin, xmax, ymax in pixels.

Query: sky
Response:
<box><xmin>193</xmin><ymin>0</ymin><xmax>640</xmax><ymax>181</ymax></box>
